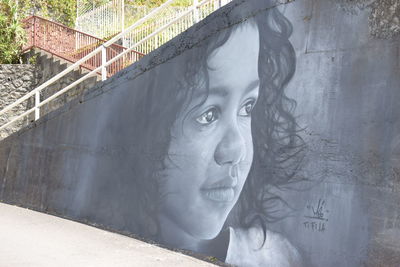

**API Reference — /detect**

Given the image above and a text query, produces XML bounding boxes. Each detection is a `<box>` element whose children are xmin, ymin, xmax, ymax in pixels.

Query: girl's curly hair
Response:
<box><xmin>107</xmin><ymin>0</ymin><xmax>304</xmax><ymax>242</ymax></box>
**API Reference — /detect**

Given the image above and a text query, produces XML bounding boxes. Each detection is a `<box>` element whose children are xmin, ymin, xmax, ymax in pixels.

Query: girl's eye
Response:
<box><xmin>238</xmin><ymin>100</ymin><xmax>255</xmax><ymax>117</ymax></box>
<box><xmin>196</xmin><ymin>108</ymin><xmax>218</xmax><ymax>125</ymax></box>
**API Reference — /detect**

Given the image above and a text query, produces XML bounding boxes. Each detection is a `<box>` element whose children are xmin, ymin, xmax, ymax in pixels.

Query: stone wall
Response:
<box><xmin>0</xmin><ymin>52</ymin><xmax>100</xmax><ymax>139</ymax></box>
<box><xmin>0</xmin><ymin>64</ymin><xmax>38</xmax><ymax>138</ymax></box>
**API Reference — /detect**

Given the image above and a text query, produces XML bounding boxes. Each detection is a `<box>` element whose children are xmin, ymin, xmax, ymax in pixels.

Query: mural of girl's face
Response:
<box><xmin>159</xmin><ymin>22</ymin><xmax>260</xmax><ymax>241</ymax></box>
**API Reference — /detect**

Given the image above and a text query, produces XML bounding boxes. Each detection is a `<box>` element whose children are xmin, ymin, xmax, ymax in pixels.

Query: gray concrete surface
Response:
<box><xmin>0</xmin><ymin>203</ymin><xmax>216</xmax><ymax>267</ymax></box>
<box><xmin>1</xmin><ymin>1</ymin><xmax>399</xmax><ymax>266</ymax></box>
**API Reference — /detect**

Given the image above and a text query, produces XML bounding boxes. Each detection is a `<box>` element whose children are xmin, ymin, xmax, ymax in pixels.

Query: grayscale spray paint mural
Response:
<box><xmin>86</xmin><ymin>2</ymin><xmax>305</xmax><ymax>265</ymax></box>
<box><xmin>0</xmin><ymin>0</ymin><xmax>400</xmax><ymax>266</ymax></box>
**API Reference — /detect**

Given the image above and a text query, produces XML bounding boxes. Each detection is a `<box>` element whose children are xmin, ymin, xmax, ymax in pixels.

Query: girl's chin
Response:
<box><xmin>192</xmin><ymin>229</ymin><xmax>224</xmax><ymax>240</ymax></box>
<box><xmin>190</xmin><ymin>215</ymin><xmax>230</xmax><ymax>240</ymax></box>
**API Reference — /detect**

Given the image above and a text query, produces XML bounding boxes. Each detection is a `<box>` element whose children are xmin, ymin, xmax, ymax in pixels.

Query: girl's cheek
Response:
<box><xmin>200</xmin><ymin>149</ymin><xmax>209</xmax><ymax>161</ymax></box>
<box><xmin>239</xmin><ymin>119</ymin><xmax>253</xmax><ymax>141</ymax></box>
<box><xmin>244</xmin><ymin>130</ymin><xmax>254</xmax><ymax>162</ymax></box>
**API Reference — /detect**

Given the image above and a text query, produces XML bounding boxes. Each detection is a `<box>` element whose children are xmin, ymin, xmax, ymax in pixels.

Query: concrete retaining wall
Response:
<box><xmin>0</xmin><ymin>0</ymin><xmax>399</xmax><ymax>266</ymax></box>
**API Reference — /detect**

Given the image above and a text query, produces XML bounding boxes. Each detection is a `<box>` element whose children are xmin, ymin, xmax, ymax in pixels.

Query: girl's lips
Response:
<box><xmin>204</xmin><ymin>173</ymin><xmax>238</xmax><ymax>189</ymax></box>
<box><xmin>201</xmin><ymin>166</ymin><xmax>239</xmax><ymax>202</ymax></box>
<box><xmin>201</xmin><ymin>187</ymin><xmax>235</xmax><ymax>202</ymax></box>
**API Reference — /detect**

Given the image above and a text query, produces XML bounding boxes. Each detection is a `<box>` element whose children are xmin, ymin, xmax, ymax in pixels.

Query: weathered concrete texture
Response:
<box><xmin>369</xmin><ymin>0</ymin><xmax>400</xmax><ymax>38</ymax></box>
<box><xmin>334</xmin><ymin>0</ymin><xmax>375</xmax><ymax>12</ymax></box>
<box><xmin>279</xmin><ymin>0</ymin><xmax>400</xmax><ymax>266</ymax></box>
<box><xmin>334</xmin><ymin>0</ymin><xmax>400</xmax><ymax>39</ymax></box>
<box><xmin>0</xmin><ymin>203</ymin><xmax>216</xmax><ymax>267</ymax></box>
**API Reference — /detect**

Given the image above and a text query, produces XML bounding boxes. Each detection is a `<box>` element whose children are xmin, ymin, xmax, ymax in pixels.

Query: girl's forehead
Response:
<box><xmin>207</xmin><ymin>21</ymin><xmax>260</xmax><ymax>69</ymax></box>
<box><xmin>176</xmin><ymin>20</ymin><xmax>260</xmax><ymax>112</ymax></box>
<box><xmin>206</xmin><ymin>22</ymin><xmax>260</xmax><ymax>91</ymax></box>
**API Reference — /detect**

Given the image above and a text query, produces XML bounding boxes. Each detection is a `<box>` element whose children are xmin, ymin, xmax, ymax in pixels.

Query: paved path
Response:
<box><xmin>0</xmin><ymin>203</ymin><xmax>216</xmax><ymax>267</ymax></box>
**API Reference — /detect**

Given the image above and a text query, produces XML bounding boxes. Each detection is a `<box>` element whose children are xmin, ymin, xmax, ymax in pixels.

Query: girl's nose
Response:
<box><xmin>214</xmin><ymin>124</ymin><xmax>246</xmax><ymax>166</ymax></box>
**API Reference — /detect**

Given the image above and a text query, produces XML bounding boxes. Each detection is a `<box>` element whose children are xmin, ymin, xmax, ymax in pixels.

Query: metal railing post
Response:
<box><xmin>101</xmin><ymin>45</ymin><xmax>107</xmax><ymax>81</ymax></box>
<box><xmin>193</xmin><ymin>0</ymin><xmax>199</xmax><ymax>23</ymax></box>
<box><xmin>33</xmin><ymin>16</ymin><xmax>36</xmax><ymax>47</ymax></box>
<box><xmin>121</xmin><ymin>0</ymin><xmax>125</xmax><ymax>37</ymax></box>
<box><xmin>34</xmin><ymin>91</ymin><xmax>40</xmax><ymax>121</ymax></box>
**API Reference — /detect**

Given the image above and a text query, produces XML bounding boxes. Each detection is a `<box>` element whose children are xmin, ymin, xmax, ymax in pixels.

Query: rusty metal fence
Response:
<box><xmin>22</xmin><ymin>16</ymin><xmax>144</xmax><ymax>77</ymax></box>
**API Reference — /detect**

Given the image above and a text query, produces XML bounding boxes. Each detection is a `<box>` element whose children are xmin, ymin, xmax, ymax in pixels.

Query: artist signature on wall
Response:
<box><xmin>303</xmin><ymin>198</ymin><xmax>329</xmax><ymax>232</ymax></box>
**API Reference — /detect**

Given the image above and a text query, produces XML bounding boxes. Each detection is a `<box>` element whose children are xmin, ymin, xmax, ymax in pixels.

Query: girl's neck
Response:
<box><xmin>158</xmin><ymin>214</ymin><xmax>230</xmax><ymax>261</ymax></box>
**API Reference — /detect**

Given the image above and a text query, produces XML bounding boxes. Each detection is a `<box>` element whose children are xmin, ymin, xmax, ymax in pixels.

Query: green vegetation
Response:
<box><xmin>0</xmin><ymin>0</ymin><xmax>192</xmax><ymax>64</ymax></box>
<box><xmin>124</xmin><ymin>0</ymin><xmax>192</xmax><ymax>28</ymax></box>
<box><xmin>19</xmin><ymin>0</ymin><xmax>77</xmax><ymax>27</ymax></box>
<box><xmin>128</xmin><ymin>0</ymin><xmax>192</xmax><ymax>8</ymax></box>
<box><xmin>0</xmin><ymin>0</ymin><xmax>80</xmax><ymax>63</ymax></box>
<box><xmin>0</xmin><ymin>0</ymin><xmax>26</xmax><ymax>63</ymax></box>
<box><xmin>79</xmin><ymin>0</ymin><xmax>108</xmax><ymax>10</ymax></box>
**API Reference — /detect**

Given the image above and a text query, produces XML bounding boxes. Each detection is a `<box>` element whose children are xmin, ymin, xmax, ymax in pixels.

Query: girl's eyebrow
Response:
<box><xmin>244</xmin><ymin>80</ymin><xmax>260</xmax><ymax>95</ymax></box>
<box><xmin>208</xmin><ymin>79</ymin><xmax>260</xmax><ymax>98</ymax></box>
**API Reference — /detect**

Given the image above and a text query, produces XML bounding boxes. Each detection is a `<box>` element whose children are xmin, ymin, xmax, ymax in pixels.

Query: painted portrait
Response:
<box><xmin>1</xmin><ymin>0</ymin><xmax>399</xmax><ymax>266</ymax></box>
<box><xmin>79</xmin><ymin>1</ymin><xmax>306</xmax><ymax>266</ymax></box>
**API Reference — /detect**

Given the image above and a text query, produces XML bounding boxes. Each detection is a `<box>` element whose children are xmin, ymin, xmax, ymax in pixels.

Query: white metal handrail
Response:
<box><xmin>76</xmin><ymin>0</ymin><xmax>124</xmax><ymax>39</ymax></box>
<box><xmin>0</xmin><ymin>0</ymin><xmax>231</xmax><ymax>134</ymax></box>
<box><xmin>0</xmin><ymin>0</ymin><xmax>174</xmax><ymax>122</ymax></box>
<box><xmin>77</xmin><ymin>0</ymin><xmax>229</xmax><ymax>54</ymax></box>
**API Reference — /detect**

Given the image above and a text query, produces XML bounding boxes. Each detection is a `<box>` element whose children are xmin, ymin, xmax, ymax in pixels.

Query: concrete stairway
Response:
<box><xmin>24</xmin><ymin>48</ymin><xmax>101</xmax><ymax>116</ymax></box>
<box><xmin>0</xmin><ymin>49</ymin><xmax>102</xmax><ymax>139</ymax></box>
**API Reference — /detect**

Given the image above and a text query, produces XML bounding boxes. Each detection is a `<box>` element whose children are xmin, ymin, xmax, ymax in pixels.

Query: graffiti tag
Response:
<box><xmin>303</xmin><ymin>198</ymin><xmax>329</xmax><ymax>232</ymax></box>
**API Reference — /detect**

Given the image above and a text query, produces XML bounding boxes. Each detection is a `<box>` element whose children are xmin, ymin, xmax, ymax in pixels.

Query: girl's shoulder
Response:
<box><xmin>225</xmin><ymin>226</ymin><xmax>303</xmax><ymax>267</ymax></box>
